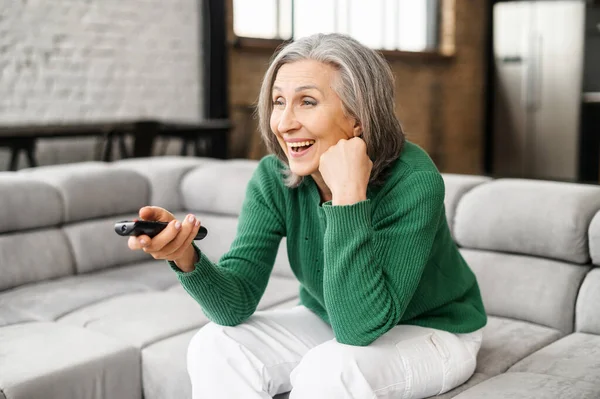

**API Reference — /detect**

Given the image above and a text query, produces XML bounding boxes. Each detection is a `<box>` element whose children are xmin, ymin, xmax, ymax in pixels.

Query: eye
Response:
<box><xmin>302</xmin><ymin>98</ymin><xmax>317</xmax><ymax>106</ymax></box>
<box><xmin>272</xmin><ymin>97</ymin><xmax>285</xmax><ymax>107</ymax></box>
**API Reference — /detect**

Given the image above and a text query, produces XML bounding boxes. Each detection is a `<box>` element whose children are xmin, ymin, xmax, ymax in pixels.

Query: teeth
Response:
<box><xmin>287</xmin><ymin>140</ymin><xmax>315</xmax><ymax>148</ymax></box>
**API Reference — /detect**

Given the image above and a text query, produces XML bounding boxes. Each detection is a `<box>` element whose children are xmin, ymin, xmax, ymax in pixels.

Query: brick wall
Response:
<box><xmin>0</xmin><ymin>0</ymin><xmax>203</xmax><ymax>169</ymax></box>
<box><xmin>0</xmin><ymin>0</ymin><xmax>203</xmax><ymax>124</ymax></box>
<box><xmin>226</xmin><ymin>0</ymin><xmax>489</xmax><ymax>175</ymax></box>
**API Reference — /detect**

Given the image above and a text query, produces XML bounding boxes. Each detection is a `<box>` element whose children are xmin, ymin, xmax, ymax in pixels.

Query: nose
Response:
<box><xmin>277</xmin><ymin>105</ymin><xmax>301</xmax><ymax>133</ymax></box>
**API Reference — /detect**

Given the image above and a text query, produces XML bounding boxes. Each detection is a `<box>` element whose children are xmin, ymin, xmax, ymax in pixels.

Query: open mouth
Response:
<box><xmin>288</xmin><ymin>140</ymin><xmax>315</xmax><ymax>153</ymax></box>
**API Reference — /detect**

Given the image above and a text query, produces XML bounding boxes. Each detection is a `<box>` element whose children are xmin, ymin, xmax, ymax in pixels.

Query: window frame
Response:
<box><xmin>230</xmin><ymin>0</ymin><xmax>454</xmax><ymax>61</ymax></box>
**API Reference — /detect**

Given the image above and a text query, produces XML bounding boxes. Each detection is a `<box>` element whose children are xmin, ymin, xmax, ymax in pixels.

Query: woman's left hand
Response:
<box><xmin>319</xmin><ymin>137</ymin><xmax>373</xmax><ymax>206</ymax></box>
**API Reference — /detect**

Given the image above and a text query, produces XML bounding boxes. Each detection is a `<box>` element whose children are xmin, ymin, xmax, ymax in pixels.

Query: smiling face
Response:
<box><xmin>270</xmin><ymin>60</ymin><xmax>360</xmax><ymax>178</ymax></box>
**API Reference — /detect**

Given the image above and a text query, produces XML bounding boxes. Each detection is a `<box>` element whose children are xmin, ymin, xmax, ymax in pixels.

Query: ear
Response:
<box><xmin>352</xmin><ymin>120</ymin><xmax>362</xmax><ymax>137</ymax></box>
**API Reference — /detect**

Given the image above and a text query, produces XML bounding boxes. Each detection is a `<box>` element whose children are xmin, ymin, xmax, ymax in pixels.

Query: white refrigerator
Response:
<box><xmin>492</xmin><ymin>0</ymin><xmax>586</xmax><ymax>181</ymax></box>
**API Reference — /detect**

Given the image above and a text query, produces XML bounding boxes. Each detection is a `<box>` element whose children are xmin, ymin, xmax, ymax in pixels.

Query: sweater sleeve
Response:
<box><xmin>321</xmin><ymin>171</ymin><xmax>445</xmax><ymax>346</ymax></box>
<box><xmin>169</xmin><ymin>157</ymin><xmax>286</xmax><ymax>326</ymax></box>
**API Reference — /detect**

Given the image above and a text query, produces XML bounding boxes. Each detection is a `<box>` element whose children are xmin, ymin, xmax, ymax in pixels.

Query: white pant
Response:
<box><xmin>187</xmin><ymin>306</ymin><xmax>482</xmax><ymax>399</ymax></box>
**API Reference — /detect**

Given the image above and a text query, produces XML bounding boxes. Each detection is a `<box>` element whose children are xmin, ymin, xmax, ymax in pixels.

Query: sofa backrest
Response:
<box><xmin>452</xmin><ymin>179</ymin><xmax>600</xmax><ymax>334</ymax></box>
<box><xmin>14</xmin><ymin>163</ymin><xmax>154</xmax><ymax>276</ymax></box>
<box><xmin>112</xmin><ymin>156</ymin><xmax>213</xmax><ymax>211</ymax></box>
<box><xmin>575</xmin><ymin>211</ymin><xmax>600</xmax><ymax>335</ymax></box>
<box><xmin>441</xmin><ymin>174</ymin><xmax>492</xmax><ymax>235</ymax></box>
<box><xmin>0</xmin><ymin>176</ymin><xmax>73</xmax><ymax>291</ymax></box>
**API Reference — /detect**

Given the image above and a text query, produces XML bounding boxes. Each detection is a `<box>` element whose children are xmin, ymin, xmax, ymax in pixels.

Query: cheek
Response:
<box><xmin>270</xmin><ymin>113</ymin><xmax>278</xmax><ymax>134</ymax></box>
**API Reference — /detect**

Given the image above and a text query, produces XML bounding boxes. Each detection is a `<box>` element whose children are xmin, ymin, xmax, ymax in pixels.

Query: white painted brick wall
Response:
<box><xmin>0</xmin><ymin>0</ymin><xmax>203</xmax><ymax>124</ymax></box>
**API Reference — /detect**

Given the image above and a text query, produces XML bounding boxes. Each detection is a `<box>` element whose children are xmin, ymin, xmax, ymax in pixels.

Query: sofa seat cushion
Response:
<box><xmin>59</xmin><ymin>276</ymin><xmax>299</xmax><ymax>348</ymax></box>
<box><xmin>58</xmin><ymin>291</ymin><xmax>209</xmax><ymax>349</ymax></box>
<box><xmin>509</xmin><ymin>332</ymin><xmax>600</xmax><ymax>384</ymax></box>
<box><xmin>0</xmin><ymin>270</ymin><xmax>154</xmax><ymax>325</ymax></box>
<box><xmin>453</xmin><ymin>372</ymin><xmax>600</xmax><ymax>399</ymax></box>
<box><xmin>428</xmin><ymin>373</ymin><xmax>490</xmax><ymax>399</ymax></box>
<box><xmin>96</xmin><ymin>260</ymin><xmax>178</xmax><ymax>290</ymax></box>
<box><xmin>477</xmin><ymin>316</ymin><xmax>562</xmax><ymax>376</ymax></box>
<box><xmin>0</xmin><ymin>322</ymin><xmax>140</xmax><ymax>399</ymax></box>
<box><xmin>141</xmin><ymin>329</ymin><xmax>196</xmax><ymax>399</ymax></box>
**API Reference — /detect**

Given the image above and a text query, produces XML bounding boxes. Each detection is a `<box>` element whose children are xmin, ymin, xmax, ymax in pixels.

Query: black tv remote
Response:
<box><xmin>114</xmin><ymin>220</ymin><xmax>208</xmax><ymax>240</ymax></box>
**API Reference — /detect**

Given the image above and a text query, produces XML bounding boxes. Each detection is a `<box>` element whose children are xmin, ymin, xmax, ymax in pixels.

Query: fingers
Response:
<box><xmin>128</xmin><ymin>234</ymin><xmax>151</xmax><ymax>251</ymax></box>
<box><xmin>140</xmin><ymin>219</ymin><xmax>181</xmax><ymax>253</ymax></box>
<box><xmin>139</xmin><ymin>206</ymin><xmax>175</xmax><ymax>223</ymax></box>
<box><xmin>137</xmin><ymin>214</ymin><xmax>201</xmax><ymax>261</ymax></box>
<box><xmin>165</xmin><ymin>221</ymin><xmax>201</xmax><ymax>260</ymax></box>
<box><xmin>161</xmin><ymin>215</ymin><xmax>201</xmax><ymax>259</ymax></box>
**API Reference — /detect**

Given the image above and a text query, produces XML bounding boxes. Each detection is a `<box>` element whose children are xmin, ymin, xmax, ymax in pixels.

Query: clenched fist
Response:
<box><xmin>318</xmin><ymin>137</ymin><xmax>373</xmax><ymax>206</ymax></box>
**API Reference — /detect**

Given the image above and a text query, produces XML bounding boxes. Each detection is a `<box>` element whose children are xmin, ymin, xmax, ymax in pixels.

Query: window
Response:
<box><xmin>233</xmin><ymin>0</ymin><xmax>440</xmax><ymax>52</ymax></box>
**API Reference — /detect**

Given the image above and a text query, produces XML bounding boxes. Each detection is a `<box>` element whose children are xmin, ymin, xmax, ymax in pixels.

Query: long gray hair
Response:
<box><xmin>257</xmin><ymin>33</ymin><xmax>405</xmax><ymax>187</ymax></box>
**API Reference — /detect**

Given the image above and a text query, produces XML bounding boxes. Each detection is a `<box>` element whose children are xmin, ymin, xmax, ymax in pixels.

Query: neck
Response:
<box><xmin>310</xmin><ymin>172</ymin><xmax>333</xmax><ymax>203</ymax></box>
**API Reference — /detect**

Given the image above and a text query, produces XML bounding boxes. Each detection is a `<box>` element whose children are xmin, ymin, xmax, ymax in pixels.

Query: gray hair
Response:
<box><xmin>257</xmin><ymin>33</ymin><xmax>405</xmax><ymax>187</ymax></box>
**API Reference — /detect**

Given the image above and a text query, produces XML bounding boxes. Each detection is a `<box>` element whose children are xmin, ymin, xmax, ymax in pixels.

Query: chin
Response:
<box><xmin>287</xmin><ymin>160</ymin><xmax>318</xmax><ymax>177</ymax></box>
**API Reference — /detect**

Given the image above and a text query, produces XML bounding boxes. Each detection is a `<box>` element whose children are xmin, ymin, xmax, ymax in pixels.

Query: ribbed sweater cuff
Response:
<box><xmin>322</xmin><ymin>199</ymin><xmax>372</xmax><ymax>232</ymax></box>
<box><xmin>168</xmin><ymin>243</ymin><xmax>213</xmax><ymax>278</ymax></box>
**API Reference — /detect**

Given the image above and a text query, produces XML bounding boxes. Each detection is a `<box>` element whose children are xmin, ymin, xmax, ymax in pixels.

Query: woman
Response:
<box><xmin>128</xmin><ymin>33</ymin><xmax>487</xmax><ymax>399</ymax></box>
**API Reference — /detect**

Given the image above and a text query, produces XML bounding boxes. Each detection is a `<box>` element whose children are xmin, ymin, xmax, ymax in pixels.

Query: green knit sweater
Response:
<box><xmin>171</xmin><ymin>141</ymin><xmax>487</xmax><ymax>346</ymax></box>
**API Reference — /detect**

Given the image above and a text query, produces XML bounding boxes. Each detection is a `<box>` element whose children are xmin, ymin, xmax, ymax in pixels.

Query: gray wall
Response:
<box><xmin>0</xmin><ymin>0</ymin><xmax>203</xmax><ymax>169</ymax></box>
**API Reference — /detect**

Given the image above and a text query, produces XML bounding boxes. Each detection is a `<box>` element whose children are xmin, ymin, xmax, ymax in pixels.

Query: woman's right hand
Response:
<box><xmin>127</xmin><ymin>206</ymin><xmax>202</xmax><ymax>272</ymax></box>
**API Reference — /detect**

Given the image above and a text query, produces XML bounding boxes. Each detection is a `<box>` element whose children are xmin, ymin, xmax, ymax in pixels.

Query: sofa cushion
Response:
<box><xmin>0</xmin><ymin>322</ymin><xmax>140</xmax><ymax>399</ymax></box>
<box><xmin>509</xmin><ymin>333</ymin><xmax>600</xmax><ymax>385</ymax></box>
<box><xmin>58</xmin><ymin>291</ymin><xmax>210</xmax><ymax>349</ymax></box>
<box><xmin>0</xmin><ymin>175</ymin><xmax>63</xmax><ymax>233</ymax></box>
<box><xmin>96</xmin><ymin>260</ymin><xmax>178</xmax><ymax>291</ymax></box>
<box><xmin>59</xmin><ymin>276</ymin><xmax>299</xmax><ymax>349</ymax></box>
<box><xmin>180</xmin><ymin>160</ymin><xmax>258</xmax><ymax>216</ymax></box>
<box><xmin>0</xmin><ymin>269</ymin><xmax>153</xmax><ymax>325</ymax></box>
<box><xmin>17</xmin><ymin>161</ymin><xmax>106</xmax><ymax>174</ymax></box>
<box><xmin>575</xmin><ymin>268</ymin><xmax>600</xmax><ymax>334</ymax></box>
<box><xmin>590</xmin><ymin>210</ymin><xmax>600</xmax><ymax>265</ymax></box>
<box><xmin>453</xmin><ymin>372</ymin><xmax>600</xmax><ymax>399</ymax></box>
<box><xmin>63</xmin><ymin>213</ymin><xmax>152</xmax><ymax>273</ymax></box>
<box><xmin>141</xmin><ymin>329</ymin><xmax>196</xmax><ymax>399</ymax></box>
<box><xmin>20</xmin><ymin>163</ymin><xmax>150</xmax><ymax>223</ymax></box>
<box><xmin>441</xmin><ymin>174</ymin><xmax>491</xmax><ymax>235</ymax></box>
<box><xmin>432</xmin><ymin>373</ymin><xmax>490</xmax><ymax>399</ymax></box>
<box><xmin>461</xmin><ymin>248</ymin><xmax>588</xmax><ymax>333</ymax></box>
<box><xmin>112</xmin><ymin>156</ymin><xmax>214</xmax><ymax>211</ymax></box>
<box><xmin>476</xmin><ymin>316</ymin><xmax>562</xmax><ymax>376</ymax></box>
<box><xmin>455</xmin><ymin>179</ymin><xmax>600</xmax><ymax>264</ymax></box>
<box><xmin>0</xmin><ymin>229</ymin><xmax>74</xmax><ymax>292</ymax></box>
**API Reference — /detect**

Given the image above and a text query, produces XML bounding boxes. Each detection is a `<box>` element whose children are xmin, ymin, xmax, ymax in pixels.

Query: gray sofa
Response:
<box><xmin>1</xmin><ymin>156</ymin><xmax>599</xmax><ymax>399</ymax></box>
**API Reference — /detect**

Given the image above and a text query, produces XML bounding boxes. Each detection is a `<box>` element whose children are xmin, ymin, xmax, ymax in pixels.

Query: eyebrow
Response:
<box><xmin>272</xmin><ymin>85</ymin><xmax>322</xmax><ymax>93</ymax></box>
